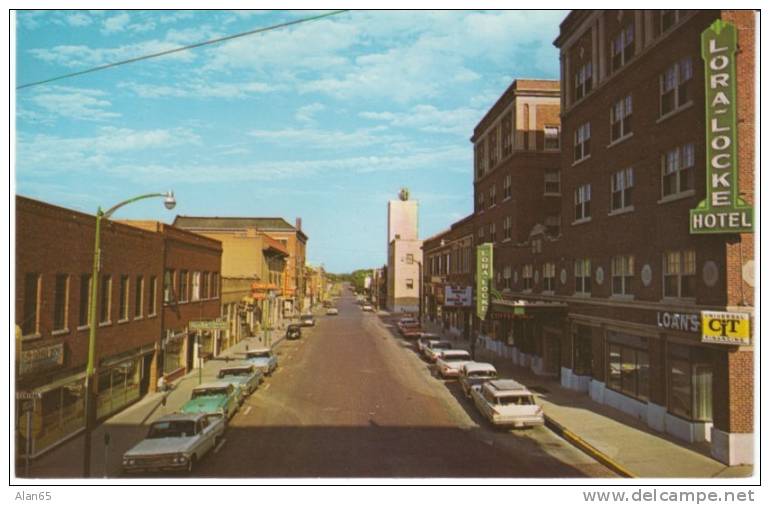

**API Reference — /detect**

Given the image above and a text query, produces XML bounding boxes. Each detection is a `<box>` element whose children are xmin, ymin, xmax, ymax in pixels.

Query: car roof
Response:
<box><xmin>154</xmin><ymin>412</ymin><xmax>206</xmax><ymax>422</ymax></box>
<box><xmin>430</xmin><ymin>340</ymin><xmax>453</xmax><ymax>346</ymax></box>
<box><xmin>193</xmin><ymin>381</ymin><xmax>233</xmax><ymax>390</ymax></box>
<box><xmin>219</xmin><ymin>361</ymin><xmax>255</xmax><ymax>370</ymax></box>
<box><xmin>246</xmin><ymin>347</ymin><xmax>272</xmax><ymax>354</ymax></box>
<box><xmin>486</xmin><ymin>379</ymin><xmax>531</xmax><ymax>394</ymax></box>
<box><xmin>439</xmin><ymin>349</ymin><xmax>471</xmax><ymax>357</ymax></box>
<box><xmin>463</xmin><ymin>362</ymin><xmax>497</xmax><ymax>373</ymax></box>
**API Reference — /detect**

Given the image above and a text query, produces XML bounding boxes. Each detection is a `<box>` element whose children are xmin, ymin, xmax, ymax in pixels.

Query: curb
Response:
<box><xmin>544</xmin><ymin>415</ymin><xmax>636</xmax><ymax>478</ymax></box>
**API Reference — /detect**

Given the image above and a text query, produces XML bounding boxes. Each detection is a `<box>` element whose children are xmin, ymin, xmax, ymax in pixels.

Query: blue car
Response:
<box><xmin>244</xmin><ymin>348</ymin><xmax>278</xmax><ymax>376</ymax></box>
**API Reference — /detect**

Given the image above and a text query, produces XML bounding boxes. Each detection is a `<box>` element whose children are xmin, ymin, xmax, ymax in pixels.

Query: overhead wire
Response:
<box><xmin>16</xmin><ymin>9</ymin><xmax>349</xmax><ymax>90</ymax></box>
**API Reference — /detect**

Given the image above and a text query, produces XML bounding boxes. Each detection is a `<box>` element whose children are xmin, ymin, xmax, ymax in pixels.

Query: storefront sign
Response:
<box><xmin>444</xmin><ymin>286</ymin><xmax>472</xmax><ymax>307</ymax></box>
<box><xmin>690</xmin><ymin>20</ymin><xmax>753</xmax><ymax>234</ymax></box>
<box><xmin>189</xmin><ymin>320</ymin><xmax>228</xmax><ymax>331</ymax></box>
<box><xmin>18</xmin><ymin>343</ymin><xmax>64</xmax><ymax>376</ymax></box>
<box><xmin>701</xmin><ymin>311</ymin><xmax>751</xmax><ymax>345</ymax></box>
<box><xmin>656</xmin><ymin>311</ymin><xmax>701</xmax><ymax>333</ymax></box>
<box><xmin>476</xmin><ymin>243</ymin><xmax>493</xmax><ymax>320</ymax></box>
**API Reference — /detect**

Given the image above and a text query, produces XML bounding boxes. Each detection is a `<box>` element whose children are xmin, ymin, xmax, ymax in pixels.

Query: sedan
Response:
<box><xmin>180</xmin><ymin>382</ymin><xmax>240</xmax><ymax>421</ymax></box>
<box><xmin>423</xmin><ymin>340</ymin><xmax>453</xmax><ymax>362</ymax></box>
<box><xmin>459</xmin><ymin>362</ymin><xmax>498</xmax><ymax>397</ymax></box>
<box><xmin>244</xmin><ymin>348</ymin><xmax>278</xmax><ymax>375</ymax></box>
<box><xmin>326</xmin><ymin>308</ymin><xmax>339</xmax><ymax>315</ymax></box>
<box><xmin>435</xmin><ymin>350</ymin><xmax>473</xmax><ymax>379</ymax></box>
<box><xmin>217</xmin><ymin>362</ymin><xmax>263</xmax><ymax>401</ymax></box>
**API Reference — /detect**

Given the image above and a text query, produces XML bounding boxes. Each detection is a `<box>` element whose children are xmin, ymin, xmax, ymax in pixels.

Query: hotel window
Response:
<box><xmin>545</xmin><ymin>215</ymin><xmax>561</xmax><ymax>237</ymax></box>
<box><xmin>477</xmin><ymin>192</ymin><xmax>485</xmax><ymax>212</ymax></box>
<box><xmin>135</xmin><ymin>276</ymin><xmax>144</xmax><ymax>318</ymax></box>
<box><xmin>476</xmin><ymin>142</ymin><xmax>486</xmax><ymax>179</ymax></box>
<box><xmin>488</xmin><ymin>185</ymin><xmax>496</xmax><ymax>208</ymax></box>
<box><xmin>478</xmin><ymin>226</ymin><xmax>484</xmax><ymax>241</ymax></box>
<box><xmin>503</xmin><ymin>174</ymin><xmax>512</xmax><ymax>199</ymax></box>
<box><xmin>78</xmin><ymin>274</ymin><xmax>91</xmax><ymax>327</ymax></box>
<box><xmin>179</xmin><ymin>270</ymin><xmax>189</xmax><ymax>303</ymax></box>
<box><xmin>574</xmin><ymin>184</ymin><xmax>591</xmax><ymax>221</ymax></box>
<box><xmin>53</xmin><ymin>273</ymin><xmax>69</xmax><ymax>332</ymax></box>
<box><xmin>608</xmin><ymin>340</ymin><xmax>650</xmax><ymax>401</ymax></box>
<box><xmin>660</xmin><ymin>57</ymin><xmax>693</xmax><ymax>116</ymax></box>
<box><xmin>574</xmin><ymin>258</ymin><xmax>591</xmax><ymax>294</ymax></box>
<box><xmin>668</xmin><ymin>344</ymin><xmax>713</xmax><ymax>421</ymax></box>
<box><xmin>611</xmin><ymin>255</ymin><xmax>634</xmax><ymax>295</ymax></box>
<box><xmin>544</xmin><ymin>168</ymin><xmax>561</xmax><ymax>195</ymax></box>
<box><xmin>489</xmin><ymin>223</ymin><xmax>497</xmax><ymax>243</ymax></box>
<box><xmin>503</xmin><ymin>267</ymin><xmax>511</xmax><ymax>290</ymax></box>
<box><xmin>21</xmin><ymin>273</ymin><xmax>41</xmax><ymax>335</ymax></box>
<box><xmin>522</xmin><ymin>265</ymin><xmax>533</xmax><ymax>291</ymax></box>
<box><xmin>660</xmin><ymin>10</ymin><xmax>680</xmax><ymax>34</ymax></box>
<box><xmin>163</xmin><ymin>269</ymin><xmax>175</xmax><ymax>304</ymax></box>
<box><xmin>610</xmin><ymin>25</ymin><xmax>634</xmax><ymax>73</ymax></box>
<box><xmin>191</xmin><ymin>271</ymin><xmax>201</xmax><ymax>301</ymax></box>
<box><xmin>502</xmin><ymin>114</ymin><xmax>512</xmax><ymax>156</ymax></box>
<box><xmin>574</xmin><ymin>61</ymin><xmax>593</xmax><ymax>101</ymax></box>
<box><xmin>148</xmin><ymin>276</ymin><xmax>157</xmax><ymax>316</ymax></box>
<box><xmin>503</xmin><ymin>216</ymin><xmax>512</xmax><ymax>240</ymax></box>
<box><xmin>99</xmin><ymin>275</ymin><xmax>112</xmax><ymax>324</ymax></box>
<box><xmin>610</xmin><ymin>95</ymin><xmax>633</xmax><ymax>141</ymax></box>
<box><xmin>662</xmin><ymin>143</ymin><xmax>694</xmax><ymax>197</ymax></box>
<box><xmin>543</xmin><ymin>263</ymin><xmax>556</xmax><ymax>292</ymax></box>
<box><xmin>611</xmin><ymin>167</ymin><xmax>634</xmax><ymax>211</ymax></box>
<box><xmin>544</xmin><ymin>125</ymin><xmax>560</xmax><ymax>150</ymax></box>
<box><xmin>406</xmin><ymin>279</ymin><xmax>414</xmax><ymax>290</ymax></box>
<box><xmin>211</xmin><ymin>273</ymin><xmax>219</xmax><ymax>298</ymax></box>
<box><xmin>574</xmin><ymin>122</ymin><xmax>591</xmax><ymax>162</ymax></box>
<box><xmin>488</xmin><ymin>127</ymin><xmax>498</xmax><ymax>167</ymax></box>
<box><xmin>663</xmin><ymin>250</ymin><xmax>696</xmax><ymax>298</ymax></box>
<box><xmin>119</xmin><ymin>275</ymin><xmax>129</xmax><ymax>322</ymax></box>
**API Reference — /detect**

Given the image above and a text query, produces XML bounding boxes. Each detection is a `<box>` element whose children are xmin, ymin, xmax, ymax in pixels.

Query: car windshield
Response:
<box><xmin>147</xmin><ymin>420</ymin><xmax>196</xmax><ymax>439</ymax></box>
<box><xmin>443</xmin><ymin>354</ymin><xmax>470</xmax><ymax>362</ymax></box>
<box><xmin>192</xmin><ymin>388</ymin><xmax>227</xmax><ymax>398</ymax></box>
<box><xmin>470</xmin><ymin>370</ymin><xmax>497</xmax><ymax>378</ymax></box>
<box><xmin>218</xmin><ymin>368</ymin><xmax>250</xmax><ymax>378</ymax></box>
<box><xmin>498</xmin><ymin>395</ymin><xmax>535</xmax><ymax>406</ymax></box>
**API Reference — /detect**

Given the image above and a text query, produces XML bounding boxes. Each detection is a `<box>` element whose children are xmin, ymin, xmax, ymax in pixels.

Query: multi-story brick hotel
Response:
<box><xmin>424</xmin><ymin>10</ymin><xmax>755</xmax><ymax>466</ymax></box>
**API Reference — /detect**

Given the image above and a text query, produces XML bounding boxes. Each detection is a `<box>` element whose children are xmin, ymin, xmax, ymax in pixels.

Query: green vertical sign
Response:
<box><xmin>476</xmin><ymin>243</ymin><xmax>493</xmax><ymax>320</ymax></box>
<box><xmin>690</xmin><ymin>19</ymin><xmax>753</xmax><ymax>234</ymax></box>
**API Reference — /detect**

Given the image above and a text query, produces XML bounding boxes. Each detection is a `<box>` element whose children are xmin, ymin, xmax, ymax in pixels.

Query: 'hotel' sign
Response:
<box><xmin>690</xmin><ymin>20</ymin><xmax>753</xmax><ymax>234</ymax></box>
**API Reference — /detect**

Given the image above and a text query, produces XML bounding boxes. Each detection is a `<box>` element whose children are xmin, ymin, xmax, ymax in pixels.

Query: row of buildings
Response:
<box><xmin>15</xmin><ymin>196</ymin><xmax>328</xmax><ymax>458</ymax></box>
<box><xmin>421</xmin><ymin>10</ymin><xmax>755</xmax><ymax>466</ymax></box>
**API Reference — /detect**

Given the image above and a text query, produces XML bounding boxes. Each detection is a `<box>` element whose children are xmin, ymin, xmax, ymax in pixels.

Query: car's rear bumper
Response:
<box><xmin>490</xmin><ymin>415</ymin><xmax>545</xmax><ymax>427</ymax></box>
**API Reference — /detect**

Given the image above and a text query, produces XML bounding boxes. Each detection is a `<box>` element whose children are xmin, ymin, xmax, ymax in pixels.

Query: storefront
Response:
<box><xmin>96</xmin><ymin>345</ymin><xmax>154</xmax><ymax>420</ymax></box>
<box><xmin>162</xmin><ymin>330</ymin><xmax>188</xmax><ymax>379</ymax></box>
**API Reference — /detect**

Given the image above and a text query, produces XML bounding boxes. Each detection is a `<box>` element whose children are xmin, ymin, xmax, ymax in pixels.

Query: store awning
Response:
<box><xmin>490</xmin><ymin>299</ymin><xmax>567</xmax><ymax>319</ymax></box>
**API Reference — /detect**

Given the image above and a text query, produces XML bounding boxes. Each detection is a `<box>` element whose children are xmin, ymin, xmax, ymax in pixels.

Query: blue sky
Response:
<box><xmin>14</xmin><ymin>9</ymin><xmax>566</xmax><ymax>273</ymax></box>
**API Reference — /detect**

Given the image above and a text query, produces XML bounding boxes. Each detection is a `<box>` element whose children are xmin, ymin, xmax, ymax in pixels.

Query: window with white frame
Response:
<box><xmin>503</xmin><ymin>174</ymin><xmax>512</xmax><ymax>199</ymax></box>
<box><xmin>191</xmin><ymin>271</ymin><xmax>201</xmax><ymax>301</ymax></box>
<box><xmin>478</xmin><ymin>226</ymin><xmax>484</xmax><ymax>241</ymax></box>
<box><xmin>477</xmin><ymin>191</ymin><xmax>485</xmax><ymax>212</ymax></box>
<box><xmin>522</xmin><ymin>265</ymin><xmax>534</xmax><ymax>291</ymax></box>
<box><xmin>575</xmin><ymin>258</ymin><xmax>591</xmax><ymax>294</ymax></box>
<box><xmin>660</xmin><ymin>57</ymin><xmax>693</xmax><ymax>116</ymax></box>
<box><xmin>611</xmin><ymin>167</ymin><xmax>634</xmax><ymax>211</ymax></box>
<box><xmin>476</xmin><ymin>142</ymin><xmax>486</xmax><ymax>179</ymax></box>
<box><xmin>503</xmin><ymin>216</ymin><xmax>512</xmax><ymax>240</ymax></box>
<box><xmin>502</xmin><ymin>114</ymin><xmax>512</xmax><ymax>156</ymax></box>
<box><xmin>611</xmin><ymin>95</ymin><xmax>633</xmax><ymax>141</ymax></box>
<box><xmin>662</xmin><ymin>143</ymin><xmax>694</xmax><ymax>197</ymax></box>
<box><xmin>544</xmin><ymin>125</ymin><xmax>560</xmax><ymax>150</ymax></box>
<box><xmin>489</xmin><ymin>222</ymin><xmax>496</xmax><ymax>243</ymax></box>
<box><xmin>611</xmin><ymin>255</ymin><xmax>634</xmax><ymax>295</ymax></box>
<box><xmin>611</xmin><ymin>25</ymin><xmax>634</xmax><ymax>73</ymax></box>
<box><xmin>574</xmin><ymin>122</ymin><xmax>591</xmax><ymax>162</ymax></box>
<box><xmin>543</xmin><ymin>263</ymin><xmax>556</xmax><ymax>292</ymax></box>
<box><xmin>663</xmin><ymin>250</ymin><xmax>696</xmax><ymax>298</ymax></box>
<box><xmin>488</xmin><ymin>184</ymin><xmax>496</xmax><ymax>208</ymax></box>
<box><xmin>574</xmin><ymin>61</ymin><xmax>593</xmax><ymax>101</ymax></box>
<box><xmin>574</xmin><ymin>184</ymin><xmax>591</xmax><ymax>221</ymax></box>
<box><xmin>488</xmin><ymin>126</ymin><xmax>498</xmax><ymax>167</ymax></box>
<box><xmin>503</xmin><ymin>266</ymin><xmax>512</xmax><ymax>290</ymax></box>
<box><xmin>544</xmin><ymin>168</ymin><xmax>561</xmax><ymax>195</ymax></box>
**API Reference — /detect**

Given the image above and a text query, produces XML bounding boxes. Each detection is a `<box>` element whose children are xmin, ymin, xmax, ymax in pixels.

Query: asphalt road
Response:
<box><xmin>194</xmin><ymin>288</ymin><xmax>614</xmax><ymax>478</ymax></box>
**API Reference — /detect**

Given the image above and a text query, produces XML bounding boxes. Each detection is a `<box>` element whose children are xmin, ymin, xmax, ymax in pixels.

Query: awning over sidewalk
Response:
<box><xmin>490</xmin><ymin>299</ymin><xmax>567</xmax><ymax>320</ymax></box>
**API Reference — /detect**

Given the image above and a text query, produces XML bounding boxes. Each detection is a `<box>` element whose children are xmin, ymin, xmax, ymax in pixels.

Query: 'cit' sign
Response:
<box><xmin>690</xmin><ymin>20</ymin><xmax>753</xmax><ymax>234</ymax></box>
<box><xmin>701</xmin><ymin>311</ymin><xmax>751</xmax><ymax>345</ymax></box>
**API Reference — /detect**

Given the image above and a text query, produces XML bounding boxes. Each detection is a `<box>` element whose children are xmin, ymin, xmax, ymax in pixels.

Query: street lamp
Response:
<box><xmin>82</xmin><ymin>191</ymin><xmax>175</xmax><ymax>478</ymax></box>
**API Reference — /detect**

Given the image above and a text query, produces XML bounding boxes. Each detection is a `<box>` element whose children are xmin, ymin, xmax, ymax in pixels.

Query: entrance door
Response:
<box><xmin>140</xmin><ymin>354</ymin><xmax>153</xmax><ymax>395</ymax></box>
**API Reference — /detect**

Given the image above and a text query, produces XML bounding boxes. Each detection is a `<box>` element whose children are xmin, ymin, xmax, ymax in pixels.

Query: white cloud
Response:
<box><xmin>295</xmin><ymin>103</ymin><xmax>325</xmax><ymax>123</ymax></box>
<box><xmin>102</xmin><ymin>12</ymin><xmax>131</xmax><ymax>34</ymax></box>
<box><xmin>248</xmin><ymin>126</ymin><xmax>401</xmax><ymax>150</ymax></box>
<box><xmin>24</xmin><ymin>86</ymin><xmax>120</xmax><ymax>122</ymax></box>
<box><xmin>359</xmin><ymin>104</ymin><xmax>484</xmax><ymax>135</ymax></box>
<box><xmin>119</xmin><ymin>79</ymin><xmax>275</xmax><ymax>99</ymax></box>
<box><xmin>66</xmin><ymin>13</ymin><xmax>93</xmax><ymax>27</ymax></box>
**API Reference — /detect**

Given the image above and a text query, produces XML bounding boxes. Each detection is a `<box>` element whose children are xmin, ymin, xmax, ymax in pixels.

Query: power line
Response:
<box><xmin>16</xmin><ymin>10</ymin><xmax>349</xmax><ymax>90</ymax></box>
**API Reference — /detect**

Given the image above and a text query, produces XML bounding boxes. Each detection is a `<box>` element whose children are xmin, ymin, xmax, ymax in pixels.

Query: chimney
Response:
<box><xmin>295</xmin><ymin>217</ymin><xmax>302</xmax><ymax>231</ymax></box>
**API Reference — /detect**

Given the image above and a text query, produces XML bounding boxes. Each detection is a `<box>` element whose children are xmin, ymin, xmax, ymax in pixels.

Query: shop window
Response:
<box><xmin>607</xmin><ymin>342</ymin><xmax>649</xmax><ymax>401</ymax></box>
<box><xmin>663</xmin><ymin>250</ymin><xmax>696</xmax><ymax>298</ymax></box>
<box><xmin>119</xmin><ymin>275</ymin><xmax>129</xmax><ymax>322</ymax></box>
<box><xmin>662</xmin><ymin>143</ymin><xmax>694</xmax><ymax>197</ymax></box>
<box><xmin>53</xmin><ymin>273</ymin><xmax>69</xmax><ymax>332</ymax></box>
<box><xmin>148</xmin><ymin>276</ymin><xmax>157</xmax><ymax>316</ymax></box>
<box><xmin>99</xmin><ymin>275</ymin><xmax>112</xmax><ymax>324</ymax></box>
<box><xmin>78</xmin><ymin>274</ymin><xmax>91</xmax><ymax>328</ymax></box>
<box><xmin>574</xmin><ymin>122</ymin><xmax>591</xmax><ymax>162</ymax></box>
<box><xmin>660</xmin><ymin>57</ymin><xmax>693</xmax><ymax>117</ymax></box>
<box><xmin>574</xmin><ymin>329</ymin><xmax>593</xmax><ymax>376</ymax></box>
<box><xmin>22</xmin><ymin>273</ymin><xmax>41</xmax><ymax>336</ymax></box>
<box><xmin>610</xmin><ymin>95</ymin><xmax>633</xmax><ymax>141</ymax></box>
<box><xmin>668</xmin><ymin>345</ymin><xmax>713</xmax><ymax>421</ymax></box>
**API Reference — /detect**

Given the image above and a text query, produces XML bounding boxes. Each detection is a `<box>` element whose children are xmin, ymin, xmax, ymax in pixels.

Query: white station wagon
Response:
<box><xmin>434</xmin><ymin>349</ymin><xmax>473</xmax><ymax>379</ymax></box>
<box><xmin>470</xmin><ymin>379</ymin><xmax>544</xmax><ymax>428</ymax></box>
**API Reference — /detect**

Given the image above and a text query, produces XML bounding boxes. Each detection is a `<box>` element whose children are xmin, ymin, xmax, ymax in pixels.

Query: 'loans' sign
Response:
<box><xmin>690</xmin><ymin>20</ymin><xmax>753</xmax><ymax>234</ymax></box>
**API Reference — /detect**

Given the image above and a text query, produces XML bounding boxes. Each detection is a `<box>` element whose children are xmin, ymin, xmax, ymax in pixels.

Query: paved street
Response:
<box><xmin>188</xmin><ymin>287</ymin><xmax>613</xmax><ymax>478</ymax></box>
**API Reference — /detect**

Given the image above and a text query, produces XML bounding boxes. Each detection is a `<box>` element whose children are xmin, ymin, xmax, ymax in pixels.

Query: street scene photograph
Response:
<box><xmin>9</xmin><ymin>5</ymin><xmax>759</xmax><ymax>495</ymax></box>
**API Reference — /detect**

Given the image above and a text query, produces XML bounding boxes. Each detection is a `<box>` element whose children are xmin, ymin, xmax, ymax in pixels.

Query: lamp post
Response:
<box><xmin>82</xmin><ymin>191</ymin><xmax>176</xmax><ymax>478</ymax></box>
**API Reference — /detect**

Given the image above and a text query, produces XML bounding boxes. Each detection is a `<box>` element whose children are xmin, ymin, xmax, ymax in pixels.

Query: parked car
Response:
<box><xmin>400</xmin><ymin>326</ymin><xmax>424</xmax><ymax>339</ymax></box>
<box><xmin>423</xmin><ymin>340</ymin><xmax>454</xmax><ymax>362</ymax></box>
<box><xmin>416</xmin><ymin>335</ymin><xmax>441</xmax><ymax>354</ymax></box>
<box><xmin>435</xmin><ymin>349</ymin><xmax>473</xmax><ymax>379</ymax></box>
<box><xmin>216</xmin><ymin>362</ymin><xmax>263</xmax><ymax>401</ymax></box>
<box><xmin>470</xmin><ymin>380</ymin><xmax>544</xmax><ymax>428</ymax></box>
<box><xmin>326</xmin><ymin>307</ymin><xmax>339</xmax><ymax>315</ymax></box>
<box><xmin>244</xmin><ymin>347</ymin><xmax>278</xmax><ymax>375</ymax></box>
<box><xmin>459</xmin><ymin>362</ymin><xmax>498</xmax><ymax>397</ymax></box>
<box><xmin>122</xmin><ymin>412</ymin><xmax>225</xmax><ymax>474</ymax></box>
<box><xmin>180</xmin><ymin>382</ymin><xmax>240</xmax><ymax>421</ymax></box>
<box><xmin>397</xmin><ymin>317</ymin><xmax>419</xmax><ymax>330</ymax></box>
<box><xmin>361</xmin><ymin>304</ymin><xmax>374</xmax><ymax>312</ymax></box>
<box><xmin>300</xmin><ymin>314</ymin><xmax>316</xmax><ymax>327</ymax></box>
<box><xmin>286</xmin><ymin>324</ymin><xmax>302</xmax><ymax>340</ymax></box>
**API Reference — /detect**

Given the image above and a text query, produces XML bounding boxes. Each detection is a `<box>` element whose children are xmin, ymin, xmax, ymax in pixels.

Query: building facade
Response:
<box><xmin>16</xmin><ymin>196</ymin><xmax>164</xmax><ymax>457</ymax></box>
<box><xmin>386</xmin><ymin>190</ymin><xmax>423</xmax><ymax>313</ymax></box>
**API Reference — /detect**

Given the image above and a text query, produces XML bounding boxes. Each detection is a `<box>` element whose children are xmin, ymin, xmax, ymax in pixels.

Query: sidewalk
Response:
<box><xmin>18</xmin><ymin>330</ymin><xmax>289</xmax><ymax>479</ymax></box>
<box><xmin>417</xmin><ymin>319</ymin><xmax>753</xmax><ymax>479</ymax></box>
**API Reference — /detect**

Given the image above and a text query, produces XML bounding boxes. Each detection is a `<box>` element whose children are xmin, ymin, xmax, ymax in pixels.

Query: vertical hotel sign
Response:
<box><xmin>690</xmin><ymin>20</ymin><xmax>753</xmax><ymax>234</ymax></box>
<box><xmin>476</xmin><ymin>243</ymin><xmax>493</xmax><ymax>320</ymax></box>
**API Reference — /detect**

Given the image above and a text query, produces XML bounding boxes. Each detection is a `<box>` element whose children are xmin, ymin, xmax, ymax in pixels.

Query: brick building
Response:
<box><xmin>474</xmin><ymin>10</ymin><xmax>753</xmax><ymax>466</ymax></box>
<box><xmin>15</xmin><ymin>196</ymin><xmax>165</xmax><ymax>457</ymax></box>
